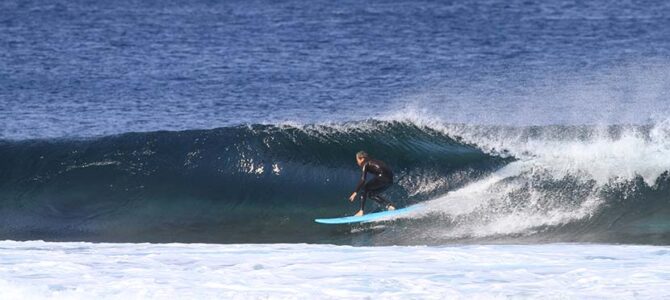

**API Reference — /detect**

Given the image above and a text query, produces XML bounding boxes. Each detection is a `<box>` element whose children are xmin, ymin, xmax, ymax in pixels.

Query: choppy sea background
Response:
<box><xmin>1</xmin><ymin>0</ymin><xmax>670</xmax><ymax>298</ymax></box>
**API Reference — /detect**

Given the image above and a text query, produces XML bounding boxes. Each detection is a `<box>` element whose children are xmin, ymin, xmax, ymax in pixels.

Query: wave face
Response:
<box><xmin>3</xmin><ymin>119</ymin><xmax>670</xmax><ymax>245</ymax></box>
<box><xmin>0</xmin><ymin>121</ymin><xmax>507</xmax><ymax>243</ymax></box>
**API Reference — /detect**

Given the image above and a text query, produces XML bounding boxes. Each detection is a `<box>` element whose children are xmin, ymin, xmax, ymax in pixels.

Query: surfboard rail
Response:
<box><xmin>314</xmin><ymin>205</ymin><xmax>422</xmax><ymax>224</ymax></box>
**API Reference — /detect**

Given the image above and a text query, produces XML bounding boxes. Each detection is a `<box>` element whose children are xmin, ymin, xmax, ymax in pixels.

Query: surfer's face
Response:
<box><xmin>356</xmin><ymin>156</ymin><xmax>365</xmax><ymax>166</ymax></box>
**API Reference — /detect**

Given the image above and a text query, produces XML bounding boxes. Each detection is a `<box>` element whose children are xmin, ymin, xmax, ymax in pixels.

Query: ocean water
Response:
<box><xmin>2</xmin><ymin>0</ymin><xmax>670</xmax><ymax>298</ymax></box>
<box><xmin>2</xmin><ymin>0</ymin><xmax>670</xmax><ymax>139</ymax></box>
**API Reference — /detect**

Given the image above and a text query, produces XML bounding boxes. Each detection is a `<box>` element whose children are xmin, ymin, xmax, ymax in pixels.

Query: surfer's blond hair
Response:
<box><xmin>356</xmin><ymin>151</ymin><xmax>369</xmax><ymax>159</ymax></box>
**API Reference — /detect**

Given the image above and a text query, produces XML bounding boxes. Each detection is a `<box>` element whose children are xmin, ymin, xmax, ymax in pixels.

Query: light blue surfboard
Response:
<box><xmin>314</xmin><ymin>205</ymin><xmax>423</xmax><ymax>224</ymax></box>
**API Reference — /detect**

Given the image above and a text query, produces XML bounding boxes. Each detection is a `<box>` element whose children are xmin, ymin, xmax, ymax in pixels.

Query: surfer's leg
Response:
<box><xmin>371</xmin><ymin>194</ymin><xmax>395</xmax><ymax>210</ymax></box>
<box><xmin>360</xmin><ymin>191</ymin><xmax>369</xmax><ymax>212</ymax></box>
<box><xmin>364</xmin><ymin>176</ymin><xmax>391</xmax><ymax>192</ymax></box>
<box><xmin>365</xmin><ymin>177</ymin><xmax>395</xmax><ymax>210</ymax></box>
<box><xmin>353</xmin><ymin>192</ymin><xmax>369</xmax><ymax>216</ymax></box>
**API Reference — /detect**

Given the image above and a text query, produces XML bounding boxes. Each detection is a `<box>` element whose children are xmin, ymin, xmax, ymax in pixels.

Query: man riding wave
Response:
<box><xmin>348</xmin><ymin>151</ymin><xmax>396</xmax><ymax>216</ymax></box>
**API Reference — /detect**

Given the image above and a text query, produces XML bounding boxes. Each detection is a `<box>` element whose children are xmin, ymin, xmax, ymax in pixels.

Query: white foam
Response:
<box><xmin>452</xmin><ymin>124</ymin><xmax>670</xmax><ymax>186</ymax></box>
<box><xmin>0</xmin><ymin>241</ymin><xmax>668</xmax><ymax>299</ymax></box>
<box><xmin>378</xmin><ymin>117</ymin><xmax>670</xmax><ymax>238</ymax></box>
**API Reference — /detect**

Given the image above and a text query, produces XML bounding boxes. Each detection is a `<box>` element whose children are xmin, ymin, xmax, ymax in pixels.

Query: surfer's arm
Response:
<box><xmin>353</xmin><ymin>164</ymin><xmax>368</xmax><ymax>193</ymax></box>
<box><xmin>349</xmin><ymin>164</ymin><xmax>367</xmax><ymax>201</ymax></box>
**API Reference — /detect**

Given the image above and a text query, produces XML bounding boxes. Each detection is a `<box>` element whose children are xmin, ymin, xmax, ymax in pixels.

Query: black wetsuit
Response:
<box><xmin>354</xmin><ymin>158</ymin><xmax>394</xmax><ymax>211</ymax></box>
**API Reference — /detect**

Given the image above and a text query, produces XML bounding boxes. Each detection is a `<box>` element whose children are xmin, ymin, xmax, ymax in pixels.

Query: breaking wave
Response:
<box><xmin>2</xmin><ymin>119</ymin><xmax>670</xmax><ymax>245</ymax></box>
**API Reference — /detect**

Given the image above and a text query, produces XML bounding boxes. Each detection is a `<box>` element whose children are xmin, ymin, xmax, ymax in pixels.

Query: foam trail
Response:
<box><xmin>411</xmin><ymin>160</ymin><xmax>601</xmax><ymax>239</ymax></box>
<box><xmin>423</xmin><ymin>162</ymin><xmax>528</xmax><ymax>216</ymax></box>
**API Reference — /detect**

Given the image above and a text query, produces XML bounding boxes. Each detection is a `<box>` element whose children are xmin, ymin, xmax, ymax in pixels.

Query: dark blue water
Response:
<box><xmin>2</xmin><ymin>0</ymin><xmax>670</xmax><ymax>139</ymax></box>
<box><xmin>2</xmin><ymin>0</ymin><xmax>670</xmax><ymax>244</ymax></box>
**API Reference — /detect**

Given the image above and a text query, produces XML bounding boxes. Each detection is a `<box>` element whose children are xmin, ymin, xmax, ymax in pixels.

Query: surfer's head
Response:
<box><xmin>356</xmin><ymin>151</ymin><xmax>369</xmax><ymax>166</ymax></box>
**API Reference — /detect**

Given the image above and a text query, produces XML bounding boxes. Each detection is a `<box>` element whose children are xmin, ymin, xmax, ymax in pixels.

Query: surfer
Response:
<box><xmin>348</xmin><ymin>151</ymin><xmax>396</xmax><ymax>216</ymax></box>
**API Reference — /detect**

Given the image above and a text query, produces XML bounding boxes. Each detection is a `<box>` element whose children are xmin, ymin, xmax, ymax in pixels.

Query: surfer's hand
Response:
<box><xmin>349</xmin><ymin>192</ymin><xmax>357</xmax><ymax>202</ymax></box>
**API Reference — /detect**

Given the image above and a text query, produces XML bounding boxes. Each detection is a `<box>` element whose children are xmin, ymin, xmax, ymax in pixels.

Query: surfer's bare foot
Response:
<box><xmin>354</xmin><ymin>210</ymin><xmax>364</xmax><ymax>216</ymax></box>
<box><xmin>387</xmin><ymin>205</ymin><xmax>396</xmax><ymax>211</ymax></box>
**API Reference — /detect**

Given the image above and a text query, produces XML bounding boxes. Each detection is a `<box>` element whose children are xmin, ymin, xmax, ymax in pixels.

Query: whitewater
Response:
<box><xmin>1</xmin><ymin>241</ymin><xmax>669</xmax><ymax>299</ymax></box>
